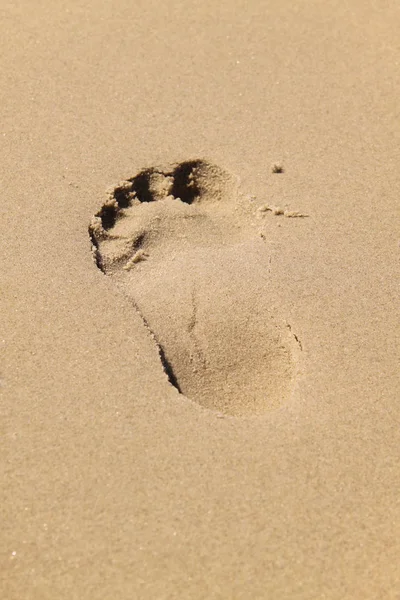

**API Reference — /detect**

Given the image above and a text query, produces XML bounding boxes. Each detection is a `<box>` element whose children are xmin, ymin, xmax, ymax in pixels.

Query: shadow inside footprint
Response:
<box><xmin>89</xmin><ymin>159</ymin><xmax>297</xmax><ymax>417</ymax></box>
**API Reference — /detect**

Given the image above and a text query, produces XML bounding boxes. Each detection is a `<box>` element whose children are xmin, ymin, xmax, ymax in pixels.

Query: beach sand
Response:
<box><xmin>1</xmin><ymin>1</ymin><xmax>400</xmax><ymax>598</ymax></box>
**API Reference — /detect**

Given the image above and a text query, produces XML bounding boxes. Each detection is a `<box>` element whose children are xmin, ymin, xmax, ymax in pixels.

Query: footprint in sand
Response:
<box><xmin>89</xmin><ymin>160</ymin><xmax>300</xmax><ymax>417</ymax></box>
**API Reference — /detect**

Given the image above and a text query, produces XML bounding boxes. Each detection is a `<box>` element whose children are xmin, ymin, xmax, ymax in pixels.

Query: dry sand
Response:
<box><xmin>1</xmin><ymin>1</ymin><xmax>400</xmax><ymax>598</ymax></box>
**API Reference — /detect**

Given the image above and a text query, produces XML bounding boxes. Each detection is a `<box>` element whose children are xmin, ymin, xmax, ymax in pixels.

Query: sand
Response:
<box><xmin>1</xmin><ymin>0</ymin><xmax>400</xmax><ymax>598</ymax></box>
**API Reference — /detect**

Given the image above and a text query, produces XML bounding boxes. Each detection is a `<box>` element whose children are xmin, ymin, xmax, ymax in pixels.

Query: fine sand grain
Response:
<box><xmin>1</xmin><ymin>1</ymin><xmax>400</xmax><ymax>598</ymax></box>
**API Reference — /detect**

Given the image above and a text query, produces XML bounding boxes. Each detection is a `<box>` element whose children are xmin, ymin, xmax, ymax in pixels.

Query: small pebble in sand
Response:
<box><xmin>271</xmin><ymin>163</ymin><xmax>284</xmax><ymax>173</ymax></box>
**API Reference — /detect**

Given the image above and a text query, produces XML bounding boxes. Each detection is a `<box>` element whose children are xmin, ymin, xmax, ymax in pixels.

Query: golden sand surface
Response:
<box><xmin>1</xmin><ymin>1</ymin><xmax>400</xmax><ymax>598</ymax></box>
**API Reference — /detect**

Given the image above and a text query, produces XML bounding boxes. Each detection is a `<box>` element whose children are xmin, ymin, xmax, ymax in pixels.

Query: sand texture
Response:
<box><xmin>1</xmin><ymin>1</ymin><xmax>400</xmax><ymax>598</ymax></box>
